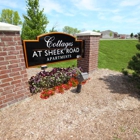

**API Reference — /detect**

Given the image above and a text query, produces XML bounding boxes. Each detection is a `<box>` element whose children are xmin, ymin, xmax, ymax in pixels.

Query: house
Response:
<box><xmin>118</xmin><ymin>34</ymin><xmax>130</xmax><ymax>39</ymax></box>
<box><xmin>101</xmin><ymin>30</ymin><xmax>118</xmax><ymax>39</ymax></box>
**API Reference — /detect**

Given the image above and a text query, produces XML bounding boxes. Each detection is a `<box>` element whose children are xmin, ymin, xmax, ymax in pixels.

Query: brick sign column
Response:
<box><xmin>0</xmin><ymin>23</ymin><xmax>30</xmax><ymax>109</ymax></box>
<box><xmin>76</xmin><ymin>31</ymin><xmax>101</xmax><ymax>73</ymax></box>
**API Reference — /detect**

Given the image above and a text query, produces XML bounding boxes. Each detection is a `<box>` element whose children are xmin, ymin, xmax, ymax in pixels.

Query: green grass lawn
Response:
<box><xmin>47</xmin><ymin>59</ymin><xmax>77</xmax><ymax>68</ymax></box>
<box><xmin>47</xmin><ymin>40</ymin><xmax>139</xmax><ymax>72</ymax></box>
<box><xmin>98</xmin><ymin>40</ymin><xmax>139</xmax><ymax>71</ymax></box>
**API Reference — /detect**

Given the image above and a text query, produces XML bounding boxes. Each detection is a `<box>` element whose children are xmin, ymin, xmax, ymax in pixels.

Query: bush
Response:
<box><xmin>127</xmin><ymin>43</ymin><xmax>140</xmax><ymax>78</ymax></box>
<box><xmin>122</xmin><ymin>68</ymin><xmax>128</xmax><ymax>75</ymax></box>
<box><xmin>122</xmin><ymin>42</ymin><xmax>140</xmax><ymax>90</ymax></box>
<box><xmin>28</xmin><ymin>67</ymin><xmax>82</xmax><ymax>94</ymax></box>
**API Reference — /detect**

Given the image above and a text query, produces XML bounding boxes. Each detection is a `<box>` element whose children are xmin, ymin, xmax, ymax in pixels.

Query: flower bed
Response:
<box><xmin>28</xmin><ymin>67</ymin><xmax>89</xmax><ymax>99</ymax></box>
<box><xmin>40</xmin><ymin>77</ymin><xmax>90</xmax><ymax>99</ymax></box>
<box><xmin>40</xmin><ymin>77</ymin><xmax>79</xmax><ymax>99</ymax></box>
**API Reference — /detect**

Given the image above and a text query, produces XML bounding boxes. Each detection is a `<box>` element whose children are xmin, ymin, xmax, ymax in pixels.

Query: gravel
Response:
<box><xmin>0</xmin><ymin>68</ymin><xmax>140</xmax><ymax>140</ymax></box>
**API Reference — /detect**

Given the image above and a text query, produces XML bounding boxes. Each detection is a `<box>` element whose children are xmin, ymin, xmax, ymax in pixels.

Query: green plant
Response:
<box><xmin>21</xmin><ymin>0</ymin><xmax>49</xmax><ymax>40</ymax></box>
<box><xmin>127</xmin><ymin>43</ymin><xmax>140</xmax><ymax>78</ymax></box>
<box><xmin>110</xmin><ymin>32</ymin><xmax>113</xmax><ymax>37</ymax></box>
<box><xmin>0</xmin><ymin>9</ymin><xmax>22</xmax><ymax>25</ymax></box>
<box><xmin>122</xmin><ymin>68</ymin><xmax>128</xmax><ymax>75</ymax></box>
<box><xmin>28</xmin><ymin>67</ymin><xmax>82</xmax><ymax>94</ymax></box>
<box><xmin>130</xmin><ymin>33</ymin><xmax>134</xmax><ymax>38</ymax></box>
<box><xmin>40</xmin><ymin>77</ymin><xmax>81</xmax><ymax>99</ymax></box>
<box><xmin>48</xmin><ymin>60</ymin><xmax>77</xmax><ymax>68</ymax></box>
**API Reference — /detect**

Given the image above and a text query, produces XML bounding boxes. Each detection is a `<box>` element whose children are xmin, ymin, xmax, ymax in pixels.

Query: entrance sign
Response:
<box><xmin>23</xmin><ymin>32</ymin><xmax>84</xmax><ymax>68</ymax></box>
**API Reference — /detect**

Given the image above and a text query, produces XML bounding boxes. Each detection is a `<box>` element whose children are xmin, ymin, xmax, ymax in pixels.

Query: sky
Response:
<box><xmin>0</xmin><ymin>0</ymin><xmax>140</xmax><ymax>34</ymax></box>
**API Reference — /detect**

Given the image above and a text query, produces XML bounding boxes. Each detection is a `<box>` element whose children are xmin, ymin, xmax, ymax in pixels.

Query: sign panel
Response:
<box><xmin>23</xmin><ymin>32</ymin><xmax>84</xmax><ymax>68</ymax></box>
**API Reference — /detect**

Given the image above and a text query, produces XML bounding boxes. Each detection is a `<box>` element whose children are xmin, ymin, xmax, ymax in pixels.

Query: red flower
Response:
<box><xmin>62</xmin><ymin>84</ymin><xmax>71</xmax><ymax>90</ymax></box>
<box><xmin>40</xmin><ymin>91</ymin><xmax>49</xmax><ymax>99</ymax></box>
<box><xmin>68</xmin><ymin>81</ymin><xmax>72</xmax><ymax>87</ymax></box>
<box><xmin>40</xmin><ymin>89</ymin><xmax>55</xmax><ymax>99</ymax></box>
<box><xmin>57</xmin><ymin>85</ymin><xmax>64</xmax><ymax>94</ymax></box>
<box><xmin>39</xmin><ymin>76</ymin><xmax>88</xmax><ymax>99</ymax></box>
<box><xmin>69</xmin><ymin>78</ymin><xmax>79</xmax><ymax>87</ymax></box>
<box><xmin>54</xmin><ymin>86</ymin><xmax>60</xmax><ymax>93</ymax></box>
<box><xmin>81</xmin><ymin>77</ymin><xmax>90</xmax><ymax>85</ymax></box>
<box><xmin>82</xmin><ymin>80</ymin><xmax>86</xmax><ymax>85</ymax></box>
<box><xmin>47</xmin><ymin>89</ymin><xmax>55</xmax><ymax>96</ymax></box>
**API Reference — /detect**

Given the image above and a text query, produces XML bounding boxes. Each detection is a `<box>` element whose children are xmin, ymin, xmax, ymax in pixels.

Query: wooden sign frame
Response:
<box><xmin>23</xmin><ymin>32</ymin><xmax>84</xmax><ymax>68</ymax></box>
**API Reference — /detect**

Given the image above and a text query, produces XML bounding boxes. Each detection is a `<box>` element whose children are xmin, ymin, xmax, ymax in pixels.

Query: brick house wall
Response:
<box><xmin>0</xmin><ymin>23</ymin><xmax>31</xmax><ymax>109</ymax></box>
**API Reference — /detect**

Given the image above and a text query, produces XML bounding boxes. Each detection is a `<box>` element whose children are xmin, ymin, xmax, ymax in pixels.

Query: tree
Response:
<box><xmin>49</xmin><ymin>22</ymin><xmax>58</xmax><ymax>32</ymax></box>
<box><xmin>130</xmin><ymin>33</ymin><xmax>134</xmax><ymax>38</ymax></box>
<box><xmin>122</xmin><ymin>32</ymin><xmax>140</xmax><ymax>80</ymax></box>
<box><xmin>127</xmin><ymin>43</ymin><xmax>140</xmax><ymax>78</ymax></box>
<box><xmin>21</xmin><ymin>0</ymin><xmax>49</xmax><ymax>40</ymax></box>
<box><xmin>138</xmin><ymin>32</ymin><xmax>140</xmax><ymax>42</ymax></box>
<box><xmin>109</xmin><ymin>32</ymin><xmax>112</xmax><ymax>37</ymax></box>
<box><xmin>93</xmin><ymin>30</ymin><xmax>100</xmax><ymax>32</ymax></box>
<box><xmin>49</xmin><ymin>27</ymin><xmax>58</xmax><ymax>32</ymax></box>
<box><xmin>0</xmin><ymin>9</ymin><xmax>22</xmax><ymax>25</ymax></box>
<box><xmin>63</xmin><ymin>26</ymin><xmax>80</xmax><ymax>36</ymax></box>
<box><xmin>134</xmin><ymin>34</ymin><xmax>138</xmax><ymax>38</ymax></box>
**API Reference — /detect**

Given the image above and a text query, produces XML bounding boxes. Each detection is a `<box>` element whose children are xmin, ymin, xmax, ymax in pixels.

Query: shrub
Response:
<box><xmin>127</xmin><ymin>43</ymin><xmax>140</xmax><ymax>78</ymax></box>
<box><xmin>122</xmin><ymin>41</ymin><xmax>140</xmax><ymax>90</ymax></box>
<box><xmin>28</xmin><ymin>67</ymin><xmax>82</xmax><ymax>94</ymax></box>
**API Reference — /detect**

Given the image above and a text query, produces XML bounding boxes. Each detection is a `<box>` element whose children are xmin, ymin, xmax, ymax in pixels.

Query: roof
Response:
<box><xmin>101</xmin><ymin>30</ymin><xmax>118</xmax><ymax>34</ymax></box>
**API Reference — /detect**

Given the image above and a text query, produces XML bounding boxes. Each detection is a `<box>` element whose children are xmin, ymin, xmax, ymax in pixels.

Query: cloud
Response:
<box><xmin>125</xmin><ymin>17</ymin><xmax>140</xmax><ymax>24</ymax></box>
<box><xmin>40</xmin><ymin>0</ymin><xmax>63</xmax><ymax>13</ymax></box>
<box><xmin>98</xmin><ymin>13</ymin><xmax>107</xmax><ymax>20</ymax></box>
<box><xmin>64</xmin><ymin>13</ymin><xmax>75</xmax><ymax>17</ymax></box>
<box><xmin>0</xmin><ymin>1</ymin><xmax>18</xmax><ymax>8</ymax></box>
<box><xmin>111</xmin><ymin>15</ymin><xmax>124</xmax><ymax>22</ymax></box>
<box><xmin>63</xmin><ymin>9</ymin><xmax>77</xmax><ymax>17</ymax></box>
<box><xmin>71</xmin><ymin>0</ymin><xmax>98</xmax><ymax>11</ymax></box>
<box><xmin>80</xmin><ymin>13</ymin><xmax>89</xmax><ymax>17</ymax></box>
<box><xmin>120</xmin><ymin>0</ymin><xmax>140</xmax><ymax>6</ymax></box>
<box><xmin>0</xmin><ymin>0</ymin><xmax>26</xmax><ymax>11</ymax></box>
<box><xmin>97</xmin><ymin>8</ymin><xmax>121</xmax><ymax>21</ymax></box>
<box><xmin>0</xmin><ymin>0</ymin><xmax>25</xmax><ymax>14</ymax></box>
